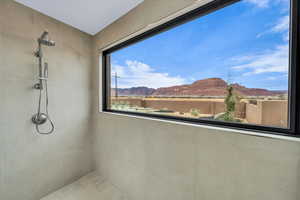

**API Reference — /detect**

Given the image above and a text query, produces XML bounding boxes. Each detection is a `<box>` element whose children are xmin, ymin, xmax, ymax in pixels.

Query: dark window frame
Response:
<box><xmin>102</xmin><ymin>0</ymin><xmax>300</xmax><ymax>137</ymax></box>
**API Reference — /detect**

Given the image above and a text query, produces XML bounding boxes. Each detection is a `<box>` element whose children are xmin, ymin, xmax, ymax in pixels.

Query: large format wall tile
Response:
<box><xmin>0</xmin><ymin>1</ymin><xmax>93</xmax><ymax>200</ymax></box>
<box><xmin>92</xmin><ymin>0</ymin><xmax>300</xmax><ymax>199</ymax></box>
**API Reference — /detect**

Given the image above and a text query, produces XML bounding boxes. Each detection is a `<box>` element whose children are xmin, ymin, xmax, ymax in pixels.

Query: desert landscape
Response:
<box><xmin>110</xmin><ymin>78</ymin><xmax>288</xmax><ymax>128</ymax></box>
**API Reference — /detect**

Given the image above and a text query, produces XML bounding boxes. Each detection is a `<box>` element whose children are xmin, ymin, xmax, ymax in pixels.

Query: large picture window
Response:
<box><xmin>103</xmin><ymin>0</ymin><xmax>299</xmax><ymax>136</ymax></box>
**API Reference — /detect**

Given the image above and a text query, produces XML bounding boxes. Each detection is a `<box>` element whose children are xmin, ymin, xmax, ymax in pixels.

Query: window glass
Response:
<box><xmin>107</xmin><ymin>0</ymin><xmax>290</xmax><ymax>128</ymax></box>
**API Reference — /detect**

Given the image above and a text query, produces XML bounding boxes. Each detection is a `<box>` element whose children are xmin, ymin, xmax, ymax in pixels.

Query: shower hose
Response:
<box><xmin>35</xmin><ymin>77</ymin><xmax>54</xmax><ymax>134</ymax></box>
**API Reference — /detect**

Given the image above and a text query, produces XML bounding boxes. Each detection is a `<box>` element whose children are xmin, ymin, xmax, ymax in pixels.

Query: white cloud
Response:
<box><xmin>256</xmin><ymin>15</ymin><xmax>290</xmax><ymax>40</ymax></box>
<box><xmin>231</xmin><ymin>44</ymin><xmax>289</xmax><ymax>76</ymax></box>
<box><xmin>266</xmin><ymin>76</ymin><xmax>277</xmax><ymax>80</ymax></box>
<box><xmin>246</xmin><ymin>0</ymin><xmax>270</xmax><ymax>8</ymax></box>
<box><xmin>272</xmin><ymin>15</ymin><xmax>289</xmax><ymax>33</ymax></box>
<box><xmin>237</xmin><ymin>9</ymin><xmax>290</xmax><ymax>76</ymax></box>
<box><xmin>266</xmin><ymin>74</ymin><xmax>288</xmax><ymax>80</ymax></box>
<box><xmin>273</xmin><ymin>15</ymin><xmax>290</xmax><ymax>41</ymax></box>
<box><xmin>230</xmin><ymin>55</ymin><xmax>256</xmax><ymax>62</ymax></box>
<box><xmin>111</xmin><ymin>60</ymin><xmax>185</xmax><ymax>88</ymax></box>
<box><xmin>246</xmin><ymin>0</ymin><xmax>289</xmax><ymax>8</ymax></box>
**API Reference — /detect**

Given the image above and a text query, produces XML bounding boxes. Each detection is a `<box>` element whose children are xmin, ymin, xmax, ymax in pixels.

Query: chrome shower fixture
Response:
<box><xmin>34</xmin><ymin>31</ymin><xmax>55</xmax><ymax>90</ymax></box>
<box><xmin>39</xmin><ymin>31</ymin><xmax>55</xmax><ymax>46</ymax></box>
<box><xmin>32</xmin><ymin>31</ymin><xmax>55</xmax><ymax>135</ymax></box>
<box><xmin>39</xmin><ymin>39</ymin><xmax>55</xmax><ymax>47</ymax></box>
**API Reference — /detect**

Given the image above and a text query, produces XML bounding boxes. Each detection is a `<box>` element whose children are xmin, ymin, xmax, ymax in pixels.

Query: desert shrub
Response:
<box><xmin>216</xmin><ymin>113</ymin><xmax>241</xmax><ymax>123</ymax></box>
<box><xmin>158</xmin><ymin>107</ymin><xmax>174</xmax><ymax>113</ymax></box>
<box><xmin>190</xmin><ymin>109</ymin><xmax>200</xmax><ymax>117</ymax></box>
<box><xmin>124</xmin><ymin>101</ymin><xmax>130</xmax><ymax>106</ymax></box>
<box><xmin>216</xmin><ymin>85</ymin><xmax>240</xmax><ymax>122</ymax></box>
<box><xmin>111</xmin><ymin>101</ymin><xmax>131</xmax><ymax>110</ymax></box>
<box><xmin>278</xmin><ymin>94</ymin><xmax>286</xmax><ymax>100</ymax></box>
<box><xmin>111</xmin><ymin>102</ymin><xmax>120</xmax><ymax>109</ymax></box>
<box><xmin>225</xmin><ymin>86</ymin><xmax>235</xmax><ymax>113</ymax></box>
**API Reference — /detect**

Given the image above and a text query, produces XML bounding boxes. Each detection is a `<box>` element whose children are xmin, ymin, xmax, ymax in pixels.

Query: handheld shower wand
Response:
<box><xmin>34</xmin><ymin>31</ymin><xmax>55</xmax><ymax>90</ymax></box>
<box><xmin>32</xmin><ymin>31</ymin><xmax>55</xmax><ymax>135</ymax></box>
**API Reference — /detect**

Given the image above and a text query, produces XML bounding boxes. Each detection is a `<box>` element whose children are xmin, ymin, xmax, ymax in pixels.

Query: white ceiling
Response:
<box><xmin>15</xmin><ymin>0</ymin><xmax>144</xmax><ymax>35</ymax></box>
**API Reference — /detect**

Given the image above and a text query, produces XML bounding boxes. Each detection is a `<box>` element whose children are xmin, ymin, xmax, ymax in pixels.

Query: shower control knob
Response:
<box><xmin>34</xmin><ymin>51</ymin><xmax>40</xmax><ymax>58</ymax></box>
<box><xmin>33</xmin><ymin>83</ymin><xmax>42</xmax><ymax>90</ymax></box>
<box><xmin>32</xmin><ymin>113</ymin><xmax>48</xmax><ymax>125</ymax></box>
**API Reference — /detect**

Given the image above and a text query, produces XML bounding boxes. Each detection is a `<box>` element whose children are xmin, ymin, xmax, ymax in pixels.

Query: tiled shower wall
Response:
<box><xmin>1</xmin><ymin>0</ymin><xmax>300</xmax><ymax>200</ymax></box>
<box><xmin>0</xmin><ymin>1</ymin><xmax>94</xmax><ymax>199</ymax></box>
<box><xmin>91</xmin><ymin>0</ymin><xmax>300</xmax><ymax>200</ymax></box>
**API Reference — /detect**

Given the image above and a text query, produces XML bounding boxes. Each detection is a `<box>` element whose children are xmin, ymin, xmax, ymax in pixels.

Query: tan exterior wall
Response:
<box><xmin>144</xmin><ymin>99</ymin><xmax>213</xmax><ymax>114</ymax></box>
<box><xmin>261</xmin><ymin>101</ymin><xmax>288</xmax><ymax>128</ymax></box>
<box><xmin>235</xmin><ymin>102</ymin><xmax>246</xmax><ymax>119</ymax></box>
<box><xmin>112</xmin><ymin>98</ymin><xmax>289</xmax><ymax>127</ymax></box>
<box><xmin>112</xmin><ymin>98</ymin><xmax>246</xmax><ymax>118</ymax></box>
<box><xmin>112</xmin><ymin>98</ymin><xmax>144</xmax><ymax>107</ymax></box>
<box><xmin>246</xmin><ymin>103</ymin><xmax>262</xmax><ymax>125</ymax></box>
<box><xmin>246</xmin><ymin>101</ymin><xmax>288</xmax><ymax>128</ymax></box>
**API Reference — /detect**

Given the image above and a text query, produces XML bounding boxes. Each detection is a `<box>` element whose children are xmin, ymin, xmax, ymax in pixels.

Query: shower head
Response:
<box><xmin>38</xmin><ymin>39</ymin><xmax>55</xmax><ymax>46</ymax></box>
<box><xmin>38</xmin><ymin>30</ymin><xmax>55</xmax><ymax>46</ymax></box>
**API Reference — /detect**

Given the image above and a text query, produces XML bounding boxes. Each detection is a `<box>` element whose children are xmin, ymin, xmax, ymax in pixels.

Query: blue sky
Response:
<box><xmin>111</xmin><ymin>0</ymin><xmax>290</xmax><ymax>90</ymax></box>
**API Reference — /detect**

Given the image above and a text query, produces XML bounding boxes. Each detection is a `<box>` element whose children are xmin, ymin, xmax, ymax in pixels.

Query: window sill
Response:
<box><xmin>100</xmin><ymin>110</ymin><xmax>300</xmax><ymax>143</ymax></box>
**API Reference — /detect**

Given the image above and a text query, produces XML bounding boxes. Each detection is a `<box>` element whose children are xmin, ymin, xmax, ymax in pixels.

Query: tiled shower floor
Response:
<box><xmin>40</xmin><ymin>172</ymin><xmax>126</xmax><ymax>200</ymax></box>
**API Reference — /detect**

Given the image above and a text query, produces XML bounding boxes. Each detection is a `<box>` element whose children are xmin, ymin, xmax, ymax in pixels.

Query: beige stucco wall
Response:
<box><xmin>246</xmin><ymin>102</ymin><xmax>262</xmax><ymax>125</ymax></box>
<box><xmin>261</xmin><ymin>101</ymin><xmax>288</xmax><ymax>127</ymax></box>
<box><xmin>0</xmin><ymin>1</ymin><xmax>94</xmax><ymax>200</ymax></box>
<box><xmin>246</xmin><ymin>101</ymin><xmax>288</xmax><ymax>127</ymax></box>
<box><xmin>91</xmin><ymin>0</ymin><xmax>300</xmax><ymax>200</ymax></box>
<box><xmin>112</xmin><ymin>98</ymin><xmax>246</xmax><ymax>118</ymax></box>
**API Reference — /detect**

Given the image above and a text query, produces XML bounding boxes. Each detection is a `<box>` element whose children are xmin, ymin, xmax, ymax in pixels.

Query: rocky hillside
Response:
<box><xmin>112</xmin><ymin>87</ymin><xmax>156</xmax><ymax>96</ymax></box>
<box><xmin>116</xmin><ymin>78</ymin><xmax>286</xmax><ymax>97</ymax></box>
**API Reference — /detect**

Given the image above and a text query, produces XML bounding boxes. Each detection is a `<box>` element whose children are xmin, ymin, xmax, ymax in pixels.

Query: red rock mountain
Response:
<box><xmin>113</xmin><ymin>87</ymin><xmax>155</xmax><ymax>96</ymax></box>
<box><xmin>153</xmin><ymin>78</ymin><xmax>229</xmax><ymax>96</ymax></box>
<box><xmin>117</xmin><ymin>78</ymin><xmax>286</xmax><ymax>97</ymax></box>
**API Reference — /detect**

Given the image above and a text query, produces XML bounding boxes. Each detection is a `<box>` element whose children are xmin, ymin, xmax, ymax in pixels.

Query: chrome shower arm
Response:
<box><xmin>40</xmin><ymin>31</ymin><xmax>49</xmax><ymax>40</ymax></box>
